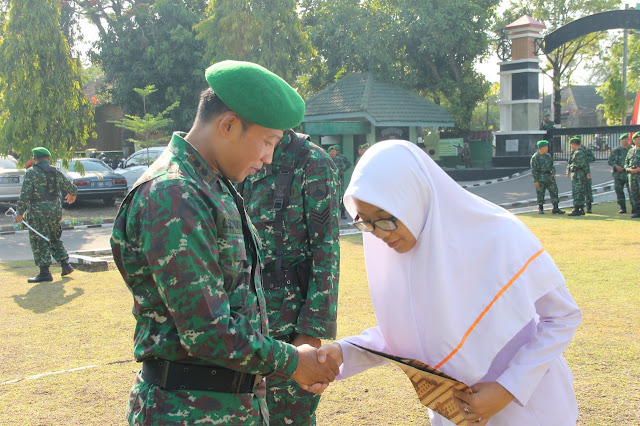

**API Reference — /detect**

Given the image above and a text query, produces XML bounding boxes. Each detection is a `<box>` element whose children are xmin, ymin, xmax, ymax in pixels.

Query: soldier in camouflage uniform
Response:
<box><xmin>328</xmin><ymin>144</ymin><xmax>352</xmax><ymax>219</ymax></box>
<box><xmin>241</xmin><ymin>129</ymin><xmax>340</xmax><ymax>425</ymax></box>
<box><xmin>577</xmin><ymin>137</ymin><xmax>596</xmax><ymax>213</ymax></box>
<box><xmin>356</xmin><ymin>143</ymin><xmax>370</xmax><ymax>165</ymax></box>
<box><xmin>608</xmin><ymin>133</ymin><xmax>631</xmax><ymax>213</ymax></box>
<box><xmin>15</xmin><ymin>147</ymin><xmax>77</xmax><ymax>282</ymax></box>
<box><xmin>110</xmin><ymin>62</ymin><xmax>338</xmax><ymax>426</ymax></box>
<box><xmin>625</xmin><ymin>132</ymin><xmax>640</xmax><ymax>218</ymax></box>
<box><xmin>530</xmin><ymin>140</ymin><xmax>564</xmax><ymax>214</ymax></box>
<box><xmin>566</xmin><ymin>137</ymin><xmax>591</xmax><ymax>216</ymax></box>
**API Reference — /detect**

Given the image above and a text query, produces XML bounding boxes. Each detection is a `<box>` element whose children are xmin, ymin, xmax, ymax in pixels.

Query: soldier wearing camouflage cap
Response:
<box><xmin>241</xmin><ymin>129</ymin><xmax>340</xmax><ymax>425</ymax></box>
<box><xmin>356</xmin><ymin>142</ymin><xmax>371</xmax><ymax>165</ymax></box>
<box><xmin>608</xmin><ymin>133</ymin><xmax>632</xmax><ymax>213</ymax></box>
<box><xmin>530</xmin><ymin>140</ymin><xmax>564</xmax><ymax>214</ymax></box>
<box><xmin>327</xmin><ymin>144</ymin><xmax>352</xmax><ymax>219</ymax></box>
<box><xmin>111</xmin><ymin>61</ymin><xmax>339</xmax><ymax>426</ymax></box>
<box><xmin>15</xmin><ymin>147</ymin><xmax>77</xmax><ymax>282</ymax></box>
<box><xmin>625</xmin><ymin>132</ymin><xmax>640</xmax><ymax>218</ymax></box>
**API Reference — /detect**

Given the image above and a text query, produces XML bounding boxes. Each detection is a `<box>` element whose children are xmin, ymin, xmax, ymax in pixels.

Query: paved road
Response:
<box><xmin>0</xmin><ymin>160</ymin><xmax>618</xmax><ymax>262</ymax></box>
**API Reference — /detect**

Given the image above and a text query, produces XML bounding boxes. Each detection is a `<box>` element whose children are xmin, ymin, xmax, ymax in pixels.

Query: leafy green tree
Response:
<box><xmin>0</xmin><ymin>0</ymin><xmax>94</xmax><ymax>165</ymax></box>
<box><xmin>196</xmin><ymin>0</ymin><xmax>314</xmax><ymax>85</ymax></box>
<box><xmin>78</xmin><ymin>0</ymin><xmax>207</xmax><ymax>131</ymax></box>
<box><xmin>471</xmin><ymin>82</ymin><xmax>501</xmax><ymax>131</ymax></box>
<box><xmin>302</xmin><ymin>0</ymin><xmax>498</xmax><ymax>135</ymax></box>
<box><xmin>109</xmin><ymin>85</ymin><xmax>179</xmax><ymax>151</ymax></box>
<box><xmin>500</xmin><ymin>0</ymin><xmax>619</xmax><ymax>126</ymax></box>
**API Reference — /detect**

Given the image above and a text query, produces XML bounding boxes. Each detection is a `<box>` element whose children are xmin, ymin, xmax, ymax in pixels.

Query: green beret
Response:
<box><xmin>569</xmin><ymin>136</ymin><xmax>581</xmax><ymax>144</ymax></box>
<box><xmin>32</xmin><ymin>147</ymin><xmax>51</xmax><ymax>157</ymax></box>
<box><xmin>358</xmin><ymin>143</ymin><xmax>370</xmax><ymax>149</ymax></box>
<box><xmin>536</xmin><ymin>140</ymin><xmax>549</xmax><ymax>148</ymax></box>
<box><xmin>205</xmin><ymin>60</ymin><xmax>305</xmax><ymax>130</ymax></box>
<box><xmin>633</xmin><ymin>132</ymin><xmax>640</xmax><ymax>139</ymax></box>
<box><xmin>620</xmin><ymin>133</ymin><xmax>629</xmax><ymax>140</ymax></box>
<box><xmin>328</xmin><ymin>145</ymin><xmax>341</xmax><ymax>152</ymax></box>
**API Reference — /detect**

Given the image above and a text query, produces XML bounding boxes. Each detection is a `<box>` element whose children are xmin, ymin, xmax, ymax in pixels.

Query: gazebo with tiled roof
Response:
<box><xmin>302</xmin><ymin>72</ymin><xmax>454</xmax><ymax>177</ymax></box>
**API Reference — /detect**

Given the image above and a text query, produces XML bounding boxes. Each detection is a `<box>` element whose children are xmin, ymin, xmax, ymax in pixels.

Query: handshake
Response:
<box><xmin>290</xmin><ymin>340</ymin><xmax>344</xmax><ymax>395</ymax></box>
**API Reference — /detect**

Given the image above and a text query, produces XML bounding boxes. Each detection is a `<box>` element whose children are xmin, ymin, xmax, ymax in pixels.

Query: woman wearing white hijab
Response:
<box><xmin>318</xmin><ymin>140</ymin><xmax>581</xmax><ymax>425</ymax></box>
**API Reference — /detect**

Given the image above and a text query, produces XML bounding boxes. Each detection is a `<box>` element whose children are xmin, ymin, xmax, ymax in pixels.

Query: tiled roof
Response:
<box><xmin>304</xmin><ymin>73</ymin><xmax>454</xmax><ymax>127</ymax></box>
<box><xmin>541</xmin><ymin>85</ymin><xmax>603</xmax><ymax>114</ymax></box>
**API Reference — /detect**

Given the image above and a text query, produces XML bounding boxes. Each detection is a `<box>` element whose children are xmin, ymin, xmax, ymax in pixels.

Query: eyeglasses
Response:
<box><xmin>352</xmin><ymin>217</ymin><xmax>399</xmax><ymax>232</ymax></box>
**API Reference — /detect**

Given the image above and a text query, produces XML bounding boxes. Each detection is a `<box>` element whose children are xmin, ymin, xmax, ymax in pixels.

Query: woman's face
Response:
<box><xmin>353</xmin><ymin>198</ymin><xmax>417</xmax><ymax>254</ymax></box>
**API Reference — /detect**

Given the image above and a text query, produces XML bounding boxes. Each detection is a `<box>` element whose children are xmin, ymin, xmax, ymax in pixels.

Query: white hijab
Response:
<box><xmin>343</xmin><ymin>140</ymin><xmax>565</xmax><ymax>385</ymax></box>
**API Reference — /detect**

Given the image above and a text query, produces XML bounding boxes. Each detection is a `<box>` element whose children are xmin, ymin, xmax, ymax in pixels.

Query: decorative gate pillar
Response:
<box><xmin>494</xmin><ymin>15</ymin><xmax>546</xmax><ymax>167</ymax></box>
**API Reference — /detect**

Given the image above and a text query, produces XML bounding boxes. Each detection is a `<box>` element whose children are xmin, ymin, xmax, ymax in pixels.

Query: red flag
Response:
<box><xmin>632</xmin><ymin>88</ymin><xmax>640</xmax><ymax>125</ymax></box>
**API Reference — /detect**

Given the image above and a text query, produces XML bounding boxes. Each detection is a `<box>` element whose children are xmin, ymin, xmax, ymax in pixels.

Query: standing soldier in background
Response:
<box><xmin>625</xmin><ymin>132</ymin><xmax>640</xmax><ymax>218</ymax></box>
<box><xmin>327</xmin><ymin>145</ymin><xmax>352</xmax><ymax>219</ymax></box>
<box><xmin>355</xmin><ymin>143</ymin><xmax>370</xmax><ymax>164</ymax></box>
<box><xmin>241</xmin><ymin>129</ymin><xmax>340</xmax><ymax>425</ymax></box>
<box><xmin>608</xmin><ymin>133</ymin><xmax>631</xmax><ymax>214</ymax></box>
<box><xmin>530</xmin><ymin>140</ymin><xmax>564</xmax><ymax>214</ymax></box>
<box><xmin>577</xmin><ymin>136</ymin><xmax>596</xmax><ymax>213</ymax></box>
<box><xmin>566</xmin><ymin>137</ymin><xmax>591</xmax><ymax>217</ymax></box>
<box><xmin>540</xmin><ymin>112</ymin><xmax>558</xmax><ymax>153</ymax></box>
<box><xmin>14</xmin><ymin>147</ymin><xmax>77</xmax><ymax>282</ymax></box>
<box><xmin>110</xmin><ymin>61</ymin><xmax>338</xmax><ymax>426</ymax></box>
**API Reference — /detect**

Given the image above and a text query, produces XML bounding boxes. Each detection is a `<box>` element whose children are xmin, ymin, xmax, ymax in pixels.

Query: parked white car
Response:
<box><xmin>0</xmin><ymin>155</ymin><xmax>25</xmax><ymax>203</ymax></box>
<box><xmin>114</xmin><ymin>146</ymin><xmax>166</xmax><ymax>190</ymax></box>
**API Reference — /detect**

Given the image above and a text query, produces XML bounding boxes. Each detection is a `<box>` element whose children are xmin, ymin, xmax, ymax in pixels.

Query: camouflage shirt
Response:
<box><xmin>241</xmin><ymin>131</ymin><xmax>340</xmax><ymax>339</ymax></box>
<box><xmin>608</xmin><ymin>145</ymin><xmax>631</xmax><ymax>178</ymax></box>
<box><xmin>332</xmin><ymin>153</ymin><xmax>352</xmax><ymax>182</ymax></box>
<box><xmin>16</xmin><ymin>160</ymin><xmax>77</xmax><ymax>217</ymax></box>
<box><xmin>111</xmin><ymin>133</ymin><xmax>298</xmax><ymax>421</ymax></box>
<box><xmin>530</xmin><ymin>151</ymin><xmax>556</xmax><ymax>183</ymax></box>
<box><xmin>567</xmin><ymin>149</ymin><xmax>589</xmax><ymax>177</ymax></box>
<box><xmin>625</xmin><ymin>146</ymin><xmax>640</xmax><ymax>170</ymax></box>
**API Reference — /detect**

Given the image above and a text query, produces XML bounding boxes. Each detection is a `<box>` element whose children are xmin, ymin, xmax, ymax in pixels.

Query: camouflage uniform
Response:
<box><xmin>16</xmin><ymin>161</ymin><xmax>77</xmax><ymax>267</ymax></box>
<box><xmin>608</xmin><ymin>145</ymin><xmax>631</xmax><ymax>208</ymax></box>
<box><xmin>332</xmin><ymin>153</ymin><xmax>352</xmax><ymax>189</ymax></box>
<box><xmin>241</xmin><ymin>130</ymin><xmax>340</xmax><ymax>425</ymax></box>
<box><xmin>567</xmin><ymin>148</ymin><xmax>589</xmax><ymax>208</ymax></box>
<box><xmin>530</xmin><ymin>151</ymin><xmax>560</xmax><ymax>206</ymax></box>
<box><xmin>625</xmin><ymin>145</ymin><xmax>640</xmax><ymax>213</ymax></box>
<box><xmin>579</xmin><ymin>145</ymin><xmax>595</xmax><ymax>205</ymax></box>
<box><xmin>111</xmin><ymin>133</ymin><xmax>299</xmax><ymax>425</ymax></box>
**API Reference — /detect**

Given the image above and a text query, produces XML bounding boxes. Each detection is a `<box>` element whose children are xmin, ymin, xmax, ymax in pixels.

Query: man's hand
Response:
<box><xmin>615</xmin><ymin>165</ymin><xmax>624</xmax><ymax>173</ymax></box>
<box><xmin>292</xmin><ymin>334</ymin><xmax>321</xmax><ymax>349</ymax></box>
<box><xmin>587</xmin><ymin>173</ymin><xmax>591</xmax><ymax>179</ymax></box>
<box><xmin>65</xmin><ymin>194</ymin><xmax>77</xmax><ymax>204</ymax></box>
<box><xmin>15</xmin><ymin>214</ymin><xmax>23</xmax><ymax>223</ymax></box>
<box><xmin>291</xmin><ymin>344</ymin><xmax>339</xmax><ymax>394</ymax></box>
<box><xmin>452</xmin><ymin>382</ymin><xmax>514</xmax><ymax>425</ymax></box>
<box><xmin>533</xmin><ymin>182</ymin><xmax>540</xmax><ymax>188</ymax></box>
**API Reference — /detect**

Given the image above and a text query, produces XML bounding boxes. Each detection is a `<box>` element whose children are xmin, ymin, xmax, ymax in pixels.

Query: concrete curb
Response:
<box><xmin>0</xmin><ymin>219</ymin><xmax>115</xmax><ymax>235</ymax></box>
<box><xmin>499</xmin><ymin>181</ymin><xmax>615</xmax><ymax>209</ymax></box>
<box><xmin>460</xmin><ymin>170</ymin><xmax>529</xmax><ymax>189</ymax></box>
<box><xmin>68</xmin><ymin>249</ymin><xmax>114</xmax><ymax>272</ymax></box>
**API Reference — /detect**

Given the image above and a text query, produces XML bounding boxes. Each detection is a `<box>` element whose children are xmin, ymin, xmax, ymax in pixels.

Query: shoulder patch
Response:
<box><xmin>308</xmin><ymin>181</ymin><xmax>328</xmax><ymax>201</ymax></box>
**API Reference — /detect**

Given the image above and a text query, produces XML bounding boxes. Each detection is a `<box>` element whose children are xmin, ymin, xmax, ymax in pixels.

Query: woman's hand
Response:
<box><xmin>452</xmin><ymin>382</ymin><xmax>514</xmax><ymax>425</ymax></box>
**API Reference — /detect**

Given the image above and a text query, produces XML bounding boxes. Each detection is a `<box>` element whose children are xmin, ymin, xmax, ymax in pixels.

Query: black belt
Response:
<box><xmin>140</xmin><ymin>358</ymin><xmax>262</xmax><ymax>393</ymax></box>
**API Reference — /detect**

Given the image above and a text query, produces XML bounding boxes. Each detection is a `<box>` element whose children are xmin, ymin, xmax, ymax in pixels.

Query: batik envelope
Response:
<box><xmin>349</xmin><ymin>343</ymin><xmax>471</xmax><ymax>425</ymax></box>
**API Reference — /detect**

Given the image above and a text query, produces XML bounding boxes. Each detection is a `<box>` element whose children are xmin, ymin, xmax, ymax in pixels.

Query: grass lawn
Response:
<box><xmin>0</xmin><ymin>201</ymin><xmax>638</xmax><ymax>425</ymax></box>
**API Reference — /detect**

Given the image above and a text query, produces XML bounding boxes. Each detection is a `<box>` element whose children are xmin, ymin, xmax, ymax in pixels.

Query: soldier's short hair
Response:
<box><xmin>196</xmin><ymin>88</ymin><xmax>251</xmax><ymax>130</ymax></box>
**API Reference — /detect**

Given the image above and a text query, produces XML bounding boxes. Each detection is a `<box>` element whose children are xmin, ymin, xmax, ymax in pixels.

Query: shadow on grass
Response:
<box><xmin>11</xmin><ymin>280</ymin><xmax>84</xmax><ymax>314</ymax></box>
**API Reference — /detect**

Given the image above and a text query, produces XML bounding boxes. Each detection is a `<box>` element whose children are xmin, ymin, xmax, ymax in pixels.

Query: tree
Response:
<box><xmin>500</xmin><ymin>0</ymin><xmax>619</xmax><ymax>126</ymax></box>
<box><xmin>78</xmin><ymin>0</ymin><xmax>207</xmax><ymax>131</ymax></box>
<box><xmin>109</xmin><ymin>85</ymin><xmax>179</xmax><ymax>150</ymax></box>
<box><xmin>301</xmin><ymin>0</ymin><xmax>499</xmax><ymax>135</ymax></box>
<box><xmin>0</xmin><ymin>0</ymin><xmax>94</xmax><ymax>165</ymax></box>
<box><xmin>196</xmin><ymin>0</ymin><xmax>314</xmax><ymax>86</ymax></box>
<box><xmin>471</xmin><ymin>82</ymin><xmax>501</xmax><ymax>131</ymax></box>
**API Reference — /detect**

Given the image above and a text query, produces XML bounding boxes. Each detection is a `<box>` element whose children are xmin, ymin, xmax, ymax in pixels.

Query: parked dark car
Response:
<box><xmin>56</xmin><ymin>158</ymin><xmax>128</xmax><ymax>205</ymax></box>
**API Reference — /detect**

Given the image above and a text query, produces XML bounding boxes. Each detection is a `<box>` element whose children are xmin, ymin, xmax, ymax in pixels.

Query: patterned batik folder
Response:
<box><xmin>348</xmin><ymin>343</ymin><xmax>471</xmax><ymax>425</ymax></box>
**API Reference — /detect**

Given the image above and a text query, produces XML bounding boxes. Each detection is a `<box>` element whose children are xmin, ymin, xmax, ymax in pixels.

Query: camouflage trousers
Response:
<box><xmin>613</xmin><ymin>175</ymin><xmax>629</xmax><ymax>204</ymax></box>
<box><xmin>127</xmin><ymin>373</ymin><xmax>269</xmax><ymax>425</ymax></box>
<box><xmin>570</xmin><ymin>172</ymin><xmax>587</xmax><ymax>208</ymax></box>
<box><xmin>585</xmin><ymin>176</ymin><xmax>593</xmax><ymax>203</ymax></box>
<box><xmin>26</xmin><ymin>213</ymin><xmax>68</xmax><ymax>267</ymax></box>
<box><xmin>629</xmin><ymin>174</ymin><xmax>640</xmax><ymax>209</ymax></box>
<box><xmin>266</xmin><ymin>374</ymin><xmax>321</xmax><ymax>425</ymax></box>
<box><xmin>535</xmin><ymin>175</ymin><xmax>560</xmax><ymax>205</ymax></box>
